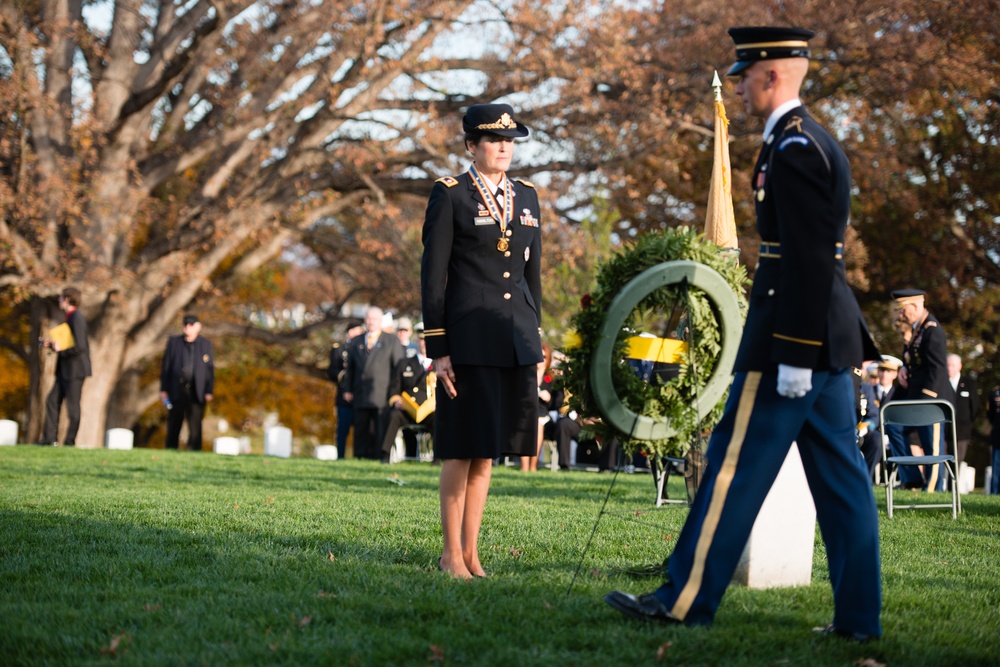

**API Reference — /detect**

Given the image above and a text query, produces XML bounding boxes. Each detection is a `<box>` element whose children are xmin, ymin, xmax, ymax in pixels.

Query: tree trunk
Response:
<box><xmin>107</xmin><ymin>367</ymin><xmax>161</xmax><ymax>430</ymax></box>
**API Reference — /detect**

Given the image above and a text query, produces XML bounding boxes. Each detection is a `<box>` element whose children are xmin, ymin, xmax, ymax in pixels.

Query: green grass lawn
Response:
<box><xmin>1</xmin><ymin>446</ymin><xmax>997</xmax><ymax>666</ymax></box>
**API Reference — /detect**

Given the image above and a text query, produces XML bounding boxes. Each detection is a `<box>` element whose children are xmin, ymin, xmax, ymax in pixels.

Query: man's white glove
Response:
<box><xmin>777</xmin><ymin>364</ymin><xmax>812</xmax><ymax>398</ymax></box>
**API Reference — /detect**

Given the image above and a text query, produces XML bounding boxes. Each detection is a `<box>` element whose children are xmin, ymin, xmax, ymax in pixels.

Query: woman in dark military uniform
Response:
<box><xmin>421</xmin><ymin>103</ymin><xmax>543</xmax><ymax>579</ymax></box>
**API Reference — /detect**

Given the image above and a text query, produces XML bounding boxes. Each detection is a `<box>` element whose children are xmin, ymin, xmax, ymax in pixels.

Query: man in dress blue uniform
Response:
<box><xmin>605</xmin><ymin>26</ymin><xmax>883</xmax><ymax>641</ymax></box>
<box><xmin>887</xmin><ymin>289</ymin><xmax>949</xmax><ymax>490</ymax></box>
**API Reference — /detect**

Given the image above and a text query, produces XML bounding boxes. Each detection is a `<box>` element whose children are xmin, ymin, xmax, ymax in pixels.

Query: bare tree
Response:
<box><xmin>0</xmin><ymin>0</ymin><xmax>556</xmax><ymax>445</ymax></box>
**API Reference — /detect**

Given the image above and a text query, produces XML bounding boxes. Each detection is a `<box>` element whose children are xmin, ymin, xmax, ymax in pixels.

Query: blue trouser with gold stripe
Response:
<box><xmin>653</xmin><ymin>369</ymin><xmax>882</xmax><ymax>637</ymax></box>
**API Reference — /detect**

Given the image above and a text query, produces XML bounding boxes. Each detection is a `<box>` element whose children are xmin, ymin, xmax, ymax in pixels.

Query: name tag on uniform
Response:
<box><xmin>961</xmin><ymin>391</ymin><xmax>969</xmax><ymax>397</ymax></box>
<box><xmin>474</xmin><ymin>216</ymin><xmax>494</xmax><ymax>226</ymax></box>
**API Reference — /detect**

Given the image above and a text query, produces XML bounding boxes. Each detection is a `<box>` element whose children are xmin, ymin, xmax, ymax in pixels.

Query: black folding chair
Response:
<box><xmin>878</xmin><ymin>399</ymin><xmax>960</xmax><ymax>519</ymax></box>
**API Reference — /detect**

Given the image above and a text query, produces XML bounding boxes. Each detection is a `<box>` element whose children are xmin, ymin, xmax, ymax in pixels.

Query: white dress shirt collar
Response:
<box><xmin>763</xmin><ymin>98</ymin><xmax>803</xmax><ymax>142</ymax></box>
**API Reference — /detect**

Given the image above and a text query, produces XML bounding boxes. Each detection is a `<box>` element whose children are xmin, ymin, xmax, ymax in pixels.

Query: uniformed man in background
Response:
<box><xmin>888</xmin><ymin>289</ymin><xmax>949</xmax><ymax>490</ymax></box>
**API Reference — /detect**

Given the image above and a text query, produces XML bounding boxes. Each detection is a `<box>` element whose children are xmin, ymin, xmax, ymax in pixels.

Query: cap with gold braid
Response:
<box><xmin>462</xmin><ymin>103</ymin><xmax>530</xmax><ymax>138</ymax></box>
<box><xmin>726</xmin><ymin>26</ymin><xmax>815</xmax><ymax>76</ymax></box>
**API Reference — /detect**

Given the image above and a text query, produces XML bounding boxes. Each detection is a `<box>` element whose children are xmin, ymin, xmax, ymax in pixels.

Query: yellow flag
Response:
<box><xmin>704</xmin><ymin>72</ymin><xmax>738</xmax><ymax>252</ymax></box>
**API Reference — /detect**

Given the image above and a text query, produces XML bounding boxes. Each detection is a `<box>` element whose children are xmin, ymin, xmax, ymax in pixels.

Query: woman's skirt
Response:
<box><xmin>433</xmin><ymin>364</ymin><xmax>538</xmax><ymax>459</ymax></box>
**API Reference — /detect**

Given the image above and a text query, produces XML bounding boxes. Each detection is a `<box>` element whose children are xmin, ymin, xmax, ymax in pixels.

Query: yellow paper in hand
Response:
<box><xmin>49</xmin><ymin>323</ymin><xmax>76</xmax><ymax>351</ymax></box>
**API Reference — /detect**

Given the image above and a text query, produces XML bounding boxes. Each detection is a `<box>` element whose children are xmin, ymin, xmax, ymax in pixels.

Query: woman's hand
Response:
<box><xmin>435</xmin><ymin>355</ymin><xmax>458</xmax><ymax>398</ymax></box>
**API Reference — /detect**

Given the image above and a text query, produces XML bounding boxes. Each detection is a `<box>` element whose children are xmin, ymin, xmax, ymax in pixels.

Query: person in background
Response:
<box><xmin>855</xmin><ymin>367</ymin><xmax>881</xmax><ymax>481</ymax></box>
<box><xmin>160</xmin><ymin>314</ymin><xmax>214</xmax><ymax>451</ymax></box>
<box><xmin>945</xmin><ymin>353</ymin><xmax>979</xmax><ymax>469</ymax></box>
<box><xmin>988</xmin><ymin>386</ymin><xmax>1000</xmax><ymax>495</ymax></box>
<box><xmin>522</xmin><ymin>342</ymin><xmax>561</xmax><ymax>471</ymax></box>
<box><xmin>41</xmin><ymin>286</ymin><xmax>92</xmax><ymax>446</ymax></box>
<box><xmin>343</xmin><ymin>306</ymin><xmax>405</xmax><ymax>460</ymax></box>
<box><xmin>328</xmin><ymin>322</ymin><xmax>365</xmax><ymax>460</ymax></box>
<box><xmin>874</xmin><ymin>357</ymin><xmax>901</xmax><ymax>406</ymax></box>
<box><xmin>421</xmin><ymin>103</ymin><xmax>542</xmax><ymax>579</ymax></box>
<box><xmin>605</xmin><ymin>26</ymin><xmax>883</xmax><ymax>641</ymax></box>
<box><xmin>889</xmin><ymin>289</ymin><xmax>950</xmax><ymax>491</ymax></box>
<box><xmin>381</xmin><ymin>327</ymin><xmax>435</xmax><ymax>462</ymax></box>
<box><xmin>395</xmin><ymin>316</ymin><xmax>419</xmax><ymax>358</ymax></box>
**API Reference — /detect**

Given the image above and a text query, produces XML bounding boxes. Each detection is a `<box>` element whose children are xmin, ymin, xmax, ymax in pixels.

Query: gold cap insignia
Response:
<box><xmin>477</xmin><ymin>113</ymin><xmax>517</xmax><ymax>131</ymax></box>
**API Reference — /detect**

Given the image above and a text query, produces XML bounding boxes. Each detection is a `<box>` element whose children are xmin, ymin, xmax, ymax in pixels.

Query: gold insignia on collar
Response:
<box><xmin>436</xmin><ymin>176</ymin><xmax>459</xmax><ymax>187</ymax></box>
<box><xmin>784</xmin><ymin>116</ymin><xmax>804</xmax><ymax>134</ymax></box>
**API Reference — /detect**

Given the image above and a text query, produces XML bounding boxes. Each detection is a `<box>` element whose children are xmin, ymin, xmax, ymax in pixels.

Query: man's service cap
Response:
<box><xmin>726</xmin><ymin>26</ymin><xmax>815</xmax><ymax>76</ymax></box>
<box><xmin>891</xmin><ymin>289</ymin><xmax>926</xmax><ymax>306</ymax></box>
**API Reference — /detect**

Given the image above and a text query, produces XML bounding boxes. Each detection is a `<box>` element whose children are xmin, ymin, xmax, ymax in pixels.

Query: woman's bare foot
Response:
<box><xmin>438</xmin><ymin>555</ymin><xmax>473</xmax><ymax>580</ymax></box>
<box><xmin>464</xmin><ymin>555</ymin><xmax>487</xmax><ymax>578</ymax></box>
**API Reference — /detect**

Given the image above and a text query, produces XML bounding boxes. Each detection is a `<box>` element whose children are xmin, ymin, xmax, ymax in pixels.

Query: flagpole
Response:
<box><xmin>704</xmin><ymin>70</ymin><xmax>739</xmax><ymax>260</ymax></box>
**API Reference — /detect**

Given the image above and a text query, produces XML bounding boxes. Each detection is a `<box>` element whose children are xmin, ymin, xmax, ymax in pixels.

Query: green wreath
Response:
<box><xmin>561</xmin><ymin>226</ymin><xmax>749</xmax><ymax>460</ymax></box>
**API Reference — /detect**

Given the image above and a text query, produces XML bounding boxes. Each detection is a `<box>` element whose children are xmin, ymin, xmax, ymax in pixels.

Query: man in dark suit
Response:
<box><xmin>606</xmin><ymin>27</ymin><xmax>883</xmax><ymax>642</ymax></box>
<box><xmin>946</xmin><ymin>353</ymin><xmax>979</xmax><ymax>468</ymax></box>
<box><xmin>380</xmin><ymin>326</ymin><xmax>435</xmax><ymax>462</ymax></box>
<box><xmin>888</xmin><ymin>289</ymin><xmax>949</xmax><ymax>490</ymax></box>
<box><xmin>42</xmin><ymin>286</ymin><xmax>92</xmax><ymax>446</ymax></box>
<box><xmin>160</xmin><ymin>314</ymin><xmax>214</xmax><ymax>451</ymax></box>
<box><xmin>343</xmin><ymin>306</ymin><xmax>404</xmax><ymax>459</ymax></box>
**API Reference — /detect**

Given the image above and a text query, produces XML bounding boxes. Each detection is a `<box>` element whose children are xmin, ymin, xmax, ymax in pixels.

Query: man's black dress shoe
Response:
<box><xmin>812</xmin><ymin>623</ymin><xmax>876</xmax><ymax>643</ymax></box>
<box><xmin>605</xmin><ymin>591</ymin><xmax>681</xmax><ymax>623</ymax></box>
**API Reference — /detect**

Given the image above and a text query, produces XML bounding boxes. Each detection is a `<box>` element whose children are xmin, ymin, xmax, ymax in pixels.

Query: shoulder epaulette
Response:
<box><xmin>513</xmin><ymin>177</ymin><xmax>535</xmax><ymax>188</ymax></box>
<box><xmin>926</xmin><ymin>321</ymin><xmax>937</xmax><ymax>327</ymax></box>
<box><xmin>436</xmin><ymin>176</ymin><xmax>459</xmax><ymax>188</ymax></box>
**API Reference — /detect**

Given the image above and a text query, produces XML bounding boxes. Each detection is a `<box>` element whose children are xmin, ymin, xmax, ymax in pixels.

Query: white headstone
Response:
<box><xmin>315</xmin><ymin>445</ymin><xmax>338</xmax><ymax>461</ymax></box>
<box><xmin>264</xmin><ymin>426</ymin><xmax>292</xmax><ymax>458</ymax></box>
<box><xmin>986</xmin><ymin>466</ymin><xmax>994</xmax><ymax>495</ymax></box>
<box><xmin>105</xmin><ymin>428</ymin><xmax>134</xmax><ymax>450</ymax></box>
<box><xmin>958</xmin><ymin>463</ymin><xmax>975</xmax><ymax>495</ymax></box>
<box><xmin>0</xmin><ymin>419</ymin><xmax>18</xmax><ymax>445</ymax></box>
<box><xmin>213</xmin><ymin>436</ymin><xmax>240</xmax><ymax>455</ymax></box>
<box><xmin>239</xmin><ymin>436</ymin><xmax>252</xmax><ymax>454</ymax></box>
<box><xmin>733</xmin><ymin>443</ymin><xmax>817</xmax><ymax>589</ymax></box>
<box><xmin>389</xmin><ymin>430</ymin><xmax>405</xmax><ymax>464</ymax></box>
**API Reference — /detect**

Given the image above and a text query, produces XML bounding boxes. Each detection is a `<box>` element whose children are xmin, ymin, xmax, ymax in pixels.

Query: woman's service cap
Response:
<box><xmin>462</xmin><ymin>103</ymin><xmax>529</xmax><ymax>138</ymax></box>
<box><xmin>726</xmin><ymin>26</ymin><xmax>815</xmax><ymax>76</ymax></box>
